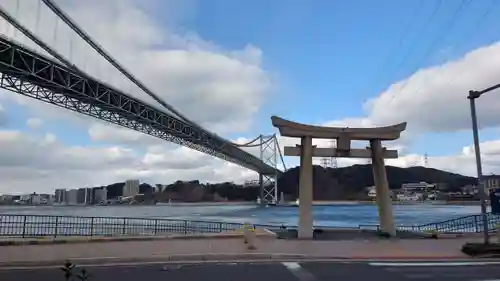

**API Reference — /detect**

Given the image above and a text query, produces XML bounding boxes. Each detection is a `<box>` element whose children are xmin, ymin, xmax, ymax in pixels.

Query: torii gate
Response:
<box><xmin>271</xmin><ymin>116</ymin><xmax>407</xmax><ymax>239</ymax></box>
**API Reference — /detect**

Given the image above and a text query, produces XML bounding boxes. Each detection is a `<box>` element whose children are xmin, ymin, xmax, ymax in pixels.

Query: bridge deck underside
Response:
<box><xmin>0</xmin><ymin>36</ymin><xmax>279</xmax><ymax>176</ymax></box>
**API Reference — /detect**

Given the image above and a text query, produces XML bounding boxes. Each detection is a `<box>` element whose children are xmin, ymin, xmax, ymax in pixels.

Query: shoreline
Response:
<box><xmin>0</xmin><ymin>200</ymin><xmax>482</xmax><ymax>208</ymax></box>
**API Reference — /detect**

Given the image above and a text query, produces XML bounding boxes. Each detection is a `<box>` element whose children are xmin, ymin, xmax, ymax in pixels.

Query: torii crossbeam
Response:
<box><xmin>271</xmin><ymin>116</ymin><xmax>407</xmax><ymax>238</ymax></box>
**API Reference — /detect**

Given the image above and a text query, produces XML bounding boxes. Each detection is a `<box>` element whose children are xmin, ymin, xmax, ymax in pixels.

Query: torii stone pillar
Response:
<box><xmin>271</xmin><ymin>116</ymin><xmax>407</xmax><ymax>239</ymax></box>
<box><xmin>298</xmin><ymin>136</ymin><xmax>314</xmax><ymax>238</ymax></box>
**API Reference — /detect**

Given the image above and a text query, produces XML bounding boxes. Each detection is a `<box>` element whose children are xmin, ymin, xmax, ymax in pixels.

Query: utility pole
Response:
<box><xmin>467</xmin><ymin>86</ymin><xmax>500</xmax><ymax>245</ymax></box>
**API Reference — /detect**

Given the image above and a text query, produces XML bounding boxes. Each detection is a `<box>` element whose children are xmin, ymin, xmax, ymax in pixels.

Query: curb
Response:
<box><xmin>0</xmin><ymin>236</ymin><xmax>172</xmax><ymax>246</ymax></box>
<box><xmin>0</xmin><ymin>254</ymin><xmax>322</xmax><ymax>268</ymax></box>
<box><xmin>0</xmin><ymin>233</ymin><xmax>279</xmax><ymax>247</ymax></box>
<box><xmin>0</xmin><ymin>254</ymin><xmax>475</xmax><ymax>268</ymax></box>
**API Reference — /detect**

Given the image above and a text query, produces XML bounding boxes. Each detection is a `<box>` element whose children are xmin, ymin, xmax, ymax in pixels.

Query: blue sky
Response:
<box><xmin>170</xmin><ymin>0</ymin><xmax>500</xmax><ymax>157</ymax></box>
<box><xmin>6</xmin><ymin>0</ymin><xmax>500</xmax><ymax>155</ymax></box>
<box><xmin>2</xmin><ymin>0</ymin><xmax>500</xmax><ymax>193</ymax></box>
<box><xmin>7</xmin><ymin>0</ymin><xmax>500</xmax><ymax>155</ymax></box>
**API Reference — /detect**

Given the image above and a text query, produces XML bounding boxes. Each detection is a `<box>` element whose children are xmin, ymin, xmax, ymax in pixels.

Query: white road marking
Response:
<box><xmin>282</xmin><ymin>262</ymin><xmax>317</xmax><ymax>281</ymax></box>
<box><xmin>369</xmin><ymin>261</ymin><xmax>500</xmax><ymax>267</ymax></box>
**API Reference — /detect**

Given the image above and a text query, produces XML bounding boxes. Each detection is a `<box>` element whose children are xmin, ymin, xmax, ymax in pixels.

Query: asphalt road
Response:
<box><xmin>1</xmin><ymin>261</ymin><xmax>500</xmax><ymax>281</ymax></box>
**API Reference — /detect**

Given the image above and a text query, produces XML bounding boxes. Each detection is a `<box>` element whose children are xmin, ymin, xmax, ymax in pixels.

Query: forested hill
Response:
<box><xmin>96</xmin><ymin>165</ymin><xmax>476</xmax><ymax>202</ymax></box>
<box><xmin>276</xmin><ymin>164</ymin><xmax>477</xmax><ymax>200</ymax></box>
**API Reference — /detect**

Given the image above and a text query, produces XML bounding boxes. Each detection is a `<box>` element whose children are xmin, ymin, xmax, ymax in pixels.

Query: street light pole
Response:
<box><xmin>468</xmin><ymin>90</ymin><xmax>490</xmax><ymax>244</ymax></box>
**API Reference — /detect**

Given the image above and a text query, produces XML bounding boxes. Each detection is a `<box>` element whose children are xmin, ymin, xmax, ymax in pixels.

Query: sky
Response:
<box><xmin>0</xmin><ymin>0</ymin><xmax>500</xmax><ymax>194</ymax></box>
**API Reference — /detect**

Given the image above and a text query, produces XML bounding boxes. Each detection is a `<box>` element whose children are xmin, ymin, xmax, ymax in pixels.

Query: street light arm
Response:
<box><xmin>469</xmin><ymin>83</ymin><xmax>500</xmax><ymax>99</ymax></box>
<box><xmin>468</xmin><ymin>90</ymin><xmax>482</xmax><ymax>99</ymax></box>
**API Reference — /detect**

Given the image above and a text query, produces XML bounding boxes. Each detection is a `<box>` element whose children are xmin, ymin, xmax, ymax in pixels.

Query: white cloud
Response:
<box><xmin>26</xmin><ymin>118</ymin><xmax>43</xmax><ymax>129</ymax></box>
<box><xmin>349</xmin><ymin>41</ymin><xmax>500</xmax><ymax>134</ymax></box>
<box><xmin>0</xmin><ymin>0</ymin><xmax>499</xmax><ymax>195</ymax></box>
<box><xmin>310</xmin><ymin>38</ymin><xmax>500</xmax><ymax>176</ymax></box>
<box><xmin>0</xmin><ymin>0</ymin><xmax>270</xmax><ymax>193</ymax></box>
<box><xmin>0</xmin><ymin>0</ymin><xmax>271</xmax><ymax>134</ymax></box>
<box><xmin>0</xmin><ymin>129</ymin><xmax>257</xmax><ymax>195</ymax></box>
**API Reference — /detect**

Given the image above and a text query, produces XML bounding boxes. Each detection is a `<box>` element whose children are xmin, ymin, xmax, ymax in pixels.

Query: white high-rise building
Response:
<box><xmin>54</xmin><ymin>189</ymin><xmax>66</xmax><ymax>204</ymax></box>
<box><xmin>93</xmin><ymin>188</ymin><xmax>108</xmax><ymax>204</ymax></box>
<box><xmin>66</xmin><ymin>189</ymin><xmax>78</xmax><ymax>205</ymax></box>
<box><xmin>123</xmin><ymin>180</ymin><xmax>139</xmax><ymax>198</ymax></box>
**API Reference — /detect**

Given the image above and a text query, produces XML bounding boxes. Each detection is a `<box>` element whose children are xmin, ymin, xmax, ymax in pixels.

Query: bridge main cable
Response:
<box><xmin>41</xmin><ymin>0</ymin><xmax>254</xmax><ymax>150</ymax></box>
<box><xmin>2</xmin><ymin>0</ymin><xmax>278</xmax><ymax>172</ymax></box>
<box><xmin>40</xmin><ymin>0</ymin><xmax>202</xmax><ymax>128</ymax></box>
<box><xmin>0</xmin><ymin>5</ymin><xmax>80</xmax><ymax>73</ymax></box>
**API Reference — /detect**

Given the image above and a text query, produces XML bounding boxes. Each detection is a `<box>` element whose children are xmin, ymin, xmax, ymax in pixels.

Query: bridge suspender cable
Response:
<box><xmin>0</xmin><ymin>5</ymin><xmax>81</xmax><ymax>73</ymax></box>
<box><xmin>40</xmin><ymin>0</ymin><xmax>281</xmax><ymax>151</ymax></box>
<box><xmin>4</xmin><ymin>0</ymin><xmax>283</xmax><ymax>171</ymax></box>
<box><xmin>0</xmin><ymin>1</ymin><xmax>284</xmax><ymax>174</ymax></box>
<box><xmin>40</xmin><ymin>0</ymin><xmax>255</xmax><ymax>150</ymax></box>
<box><xmin>40</xmin><ymin>0</ymin><xmax>201</xmax><ymax>128</ymax></box>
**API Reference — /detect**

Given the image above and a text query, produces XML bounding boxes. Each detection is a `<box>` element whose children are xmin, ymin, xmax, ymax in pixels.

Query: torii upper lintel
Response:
<box><xmin>271</xmin><ymin>116</ymin><xmax>407</xmax><ymax>140</ymax></box>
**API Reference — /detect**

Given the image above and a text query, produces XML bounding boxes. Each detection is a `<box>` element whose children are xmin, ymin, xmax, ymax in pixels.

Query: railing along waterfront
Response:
<box><xmin>318</xmin><ymin>213</ymin><xmax>500</xmax><ymax>234</ymax></box>
<box><xmin>1</xmin><ymin>213</ymin><xmax>499</xmax><ymax>239</ymax></box>
<box><xmin>0</xmin><ymin>214</ymin><xmax>277</xmax><ymax>238</ymax></box>
<box><xmin>395</xmin><ymin>213</ymin><xmax>500</xmax><ymax>233</ymax></box>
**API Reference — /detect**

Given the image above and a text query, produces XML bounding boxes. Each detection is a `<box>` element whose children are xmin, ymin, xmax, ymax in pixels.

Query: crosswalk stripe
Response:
<box><xmin>282</xmin><ymin>262</ymin><xmax>317</xmax><ymax>281</ymax></box>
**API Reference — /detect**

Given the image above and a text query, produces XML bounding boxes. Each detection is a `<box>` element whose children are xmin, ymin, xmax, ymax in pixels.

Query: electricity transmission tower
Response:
<box><xmin>320</xmin><ymin>140</ymin><xmax>337</xmax><ymax>168</ymax></box>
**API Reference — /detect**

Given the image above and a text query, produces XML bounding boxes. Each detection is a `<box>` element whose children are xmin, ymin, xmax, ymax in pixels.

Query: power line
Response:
<box><xmin>387</xmin><ymin>0</ymin><xmax>497</xmax><ymax>112</ymax></box>
<box><xmin>385</xmin><ymin>0</ymin><xmax>443</xmax><ymax>91</ymax></box>
<box><xmin>371</xmin><ymin>0</ymin><xmax>425</xmax><ymax>92</ymax></box>
<box><xmin>427</xmin><ymin>0</ymin><xmax>498</xmax><ymax>94</ymax></box>
<box><xmin>389</xmin><ymin>0</ymin><xmax>470</xmax><ymax>105</ymax></box>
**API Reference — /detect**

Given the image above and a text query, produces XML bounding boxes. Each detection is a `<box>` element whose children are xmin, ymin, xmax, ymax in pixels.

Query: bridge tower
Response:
<box><xmin>258</xmin><ymin>134</ymin><xmax>280</xmax><ymax>205</ymax></box>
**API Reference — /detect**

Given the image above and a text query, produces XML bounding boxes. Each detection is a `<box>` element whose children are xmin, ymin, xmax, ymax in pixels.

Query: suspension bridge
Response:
<box><xmin>0</xmin><ymin>0</ymin><xmax>287</xmax><ymax>204</ymax></box>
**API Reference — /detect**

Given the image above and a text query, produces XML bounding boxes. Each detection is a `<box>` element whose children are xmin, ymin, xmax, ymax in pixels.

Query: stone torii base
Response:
<box><xmin>271</xmin><ymin>116</ymin><xmax>407</xmax><ymax>239</ymax></box>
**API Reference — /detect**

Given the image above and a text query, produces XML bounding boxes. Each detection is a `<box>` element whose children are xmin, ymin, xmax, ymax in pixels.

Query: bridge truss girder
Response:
<box><xmin>0</xmin><ymin>36</ymin><xmax>279</xmax><ymax>175</ymax></box>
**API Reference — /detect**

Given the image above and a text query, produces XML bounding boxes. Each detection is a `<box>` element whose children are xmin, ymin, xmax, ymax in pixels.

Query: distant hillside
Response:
<box><xmin>89</xmin><ymin>165</ymin><xmax>477</xmax><ymax>202</ymax></box>
<box><xmin>276</xmin><ymin>164</ymin><xmax>477</xmax><ymax>200</ymax></box>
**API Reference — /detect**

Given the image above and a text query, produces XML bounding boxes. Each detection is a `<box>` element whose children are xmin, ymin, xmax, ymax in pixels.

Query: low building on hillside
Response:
<box><xmin>460</xmin><ymin>184</ymin><xmax>479</xmax><ymax>195</ymax></box>
<box><xmin>30</xmin><ymin>194</ymin><xmax>41</xmax><ymax>205</ymax></box>
<box><xmin>401</xmin><ymin>182</ymin><xmax>435</xmax><ymax>193</ymax></box>
<box><xmin>365</xmin><ymin>186</ymin><xmax>394</xmax><ymax>199</ymax></box>
<box><xmin>0</xmin><ymin>194</ymin><xmax>13</xmax><ymax>203</ymax></box>
<box><xmin>366</xmin><ymin>186</ymin><xmax>376</xmax><ymax>198</ymax></box>
<box><xmin>484</xmin><ymin>174</ymin><xmax>500</xmax><ymax>193</ymax></box>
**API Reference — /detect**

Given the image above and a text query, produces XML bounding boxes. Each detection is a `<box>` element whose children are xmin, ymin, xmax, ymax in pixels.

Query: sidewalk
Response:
<box><xmin>0</xmin><ymin>237</ymin><xmax>477</xmax><ymax>266</ymax></box>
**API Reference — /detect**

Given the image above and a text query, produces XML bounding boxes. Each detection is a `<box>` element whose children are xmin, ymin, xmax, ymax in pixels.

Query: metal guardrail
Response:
<box><xmin>317</xmin><ymin>213</ymin><xmax>500</xmax><ymax>234</ymax></box>
<box><xmin>0</xmin><ymin>214</ymin><xmax>279</xmax><ymax>238</ymax></box>
<box><xmin>1</xmin><ymin>213</ymin><xmax>499</xmax><ymax>239</ymax></box>
<box><xmin>400</xmin><ymin>213</ymin><xmax>500</xmax><ymax>233</ymax></box>
<box><xmin>395</xmin><ymin>213</ymin><xmax>500</xmax><ymax>233</ymax></box>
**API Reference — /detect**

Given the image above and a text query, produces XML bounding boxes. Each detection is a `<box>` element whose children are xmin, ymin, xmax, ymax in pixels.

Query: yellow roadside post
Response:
<box><xmin>242</xmin><ymin>222</ymin><xmax>256</xmax><ymax>249</ymax></box>
<box><xmin>243</xmin><ymin>222</ymin><xmax>249</xmax><ymax>244</ymax></box>
<box><xmin>247</xmin><ymin>224</ymin><xmax>257</xmax><ymax>250</ymax></box>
